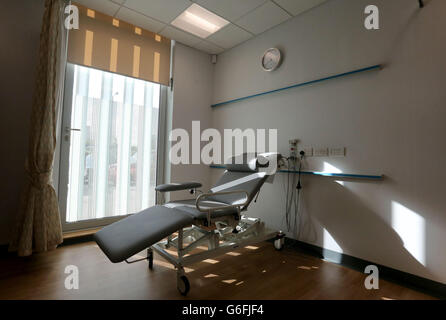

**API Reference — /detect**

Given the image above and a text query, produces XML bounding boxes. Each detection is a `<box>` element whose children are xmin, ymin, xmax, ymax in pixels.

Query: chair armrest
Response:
<box><xmin>195</xmin><ymin>190</ymin><xmax>249</xmax><ymax>213</ymax></box>
<box><xmin>155</xmin><ymin>182</ymin><xmax>202</xmax><ymax>193</ymax></box>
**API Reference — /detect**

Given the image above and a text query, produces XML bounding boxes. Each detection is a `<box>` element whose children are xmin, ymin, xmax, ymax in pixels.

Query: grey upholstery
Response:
<box><xmin>94</xmin><ymin>206</ymin><xmax>193</xmax><ymax>263</ymax></box>
<box><xmin>155</xmin><ymin>182</ymin><xmax>202</xmax><ymax>192</ymax></box>
<box><xmin>225</xmin><ymin>153</ymin><xmax>258</xmax><ymax>172</ymax></box>
<box><xmin>165</xmin><ymin>199</ymin><xmax>238</xmax><ymax>219</ymax></box>
<box><xmin>207</xmin><ymin>171</ymin><xmax>267</xmax><ymax>209</ymax></box>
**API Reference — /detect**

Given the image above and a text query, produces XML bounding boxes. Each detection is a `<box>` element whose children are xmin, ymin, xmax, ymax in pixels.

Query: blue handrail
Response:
<box><xmin>211</xmin><ymin>64</ymin><xmax>382</xmax><ymax>108</ymax></box>
<box><xmin>209</xmin><ymin>165</ymin><xmax>383</xmax><ymax>180</ymax></box>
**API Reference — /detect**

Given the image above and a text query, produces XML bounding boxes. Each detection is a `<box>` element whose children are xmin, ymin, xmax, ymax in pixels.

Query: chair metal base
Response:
<box><xmin>147</xmin><ymin>215</ymin><xmax>283</xmax><ymax>295</ymax></box>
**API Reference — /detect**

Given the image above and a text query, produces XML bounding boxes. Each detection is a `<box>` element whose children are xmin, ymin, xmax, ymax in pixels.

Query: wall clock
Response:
<box><xmin>261</xmin><ymin>48</ymin><xmax>282</xmax><ymax>72</ymax></box>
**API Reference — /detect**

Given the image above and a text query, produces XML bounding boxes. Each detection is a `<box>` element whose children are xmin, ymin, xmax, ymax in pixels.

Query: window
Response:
<box><xmin>59</xmin><ymin>63</ymin><xmax>165</xmax><ymax>229</ymax></box>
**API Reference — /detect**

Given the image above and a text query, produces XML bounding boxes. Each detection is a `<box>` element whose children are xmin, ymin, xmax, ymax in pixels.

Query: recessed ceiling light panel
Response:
<box><xmin>171</xmin><ymin>4</ymin><xmax>230</xmax><ymax>39</ymax></box>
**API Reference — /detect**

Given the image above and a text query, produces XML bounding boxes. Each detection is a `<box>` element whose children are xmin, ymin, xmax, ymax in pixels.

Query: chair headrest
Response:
<box><xmin>225</xmin><ymin>153</ymin><xmax>281</xmax><ymax>173</ymax></box>
<box><xmin>225</xmin><ymin>153</ymin><xmax>257</xmax><ymax>172</ymax></box>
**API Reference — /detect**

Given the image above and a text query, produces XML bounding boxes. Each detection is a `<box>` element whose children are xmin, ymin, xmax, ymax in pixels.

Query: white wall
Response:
<box><xmin>0</xmin><ymin>0</ymin><xmax>45</xmax><ymax>245</ymax></box>
<box><xmin>211</xmin><ymin>0</ymin><xmax>446</xmax><ymax>284</ymax></box>
<box><xmin>168</xmin><ymin>43</ymin><xmax>214</xmax><ymax>200</ymax></box>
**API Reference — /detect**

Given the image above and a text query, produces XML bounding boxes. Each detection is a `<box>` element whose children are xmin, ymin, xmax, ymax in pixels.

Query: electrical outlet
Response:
<box><xmin>289</xmin><ymin>139</ymin><xmax>299</xmax><ymax>159</ymax></box>
<box><xmin>329</xmin><ymin>147</ymin><xmax>345</xmax><ymax>157</ymax></box>
<box><xmin>314</xmin><ymin>147</ymin><xmax>328</xmax><ymax>157</ymax></box>
<box><xmin>300</xmin><ymin>147</ymin><xmax>313</xmax><ymax>157</ymax></box>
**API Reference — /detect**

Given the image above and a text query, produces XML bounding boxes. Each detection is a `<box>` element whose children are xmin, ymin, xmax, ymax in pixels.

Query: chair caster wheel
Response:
<box><xmin>177</xmin><ymin>275</ymin><xmax>190</xmax><ymax>296</ymax></box>
<box><xmin>274</xmin><ymin>234</ymin><xmax>285</xmax><ymax>251</ymax></box>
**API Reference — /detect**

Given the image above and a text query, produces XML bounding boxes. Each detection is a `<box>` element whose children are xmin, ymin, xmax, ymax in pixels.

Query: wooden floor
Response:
<box><xmin>0</xmin><ymin>241</ymin><xmax>435</xmax><ymax>300</ymax></box>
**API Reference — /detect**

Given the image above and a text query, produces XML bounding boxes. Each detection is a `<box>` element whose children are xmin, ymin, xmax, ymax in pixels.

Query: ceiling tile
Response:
<box><xmin>193</xmin><ymin>41</ymin><xmax>225</xmax><ymax>54</ymax></box>
<box><xmin>160</xmin><ymin>26</ymin><xmax>202</xmax><ymax>47</ymax></box>
<box><xmin>123</xmin><ymin>0</ymin><xmax>192</xmax><ymax>23</ymax></box>
<box><xmin>116</xmin><ymin>7</ymin><xmax>166</xmax><ymax>33</ymax></box>
<box><xmin>110</xmin><ymin>0</ymin><xmax>126</xmax><ymax>5</ymax></box>
<box><xmin>272</xmin><ymin>0</ymin><xmax>329</xmax><ymax>16</ymax></box>
<box><xmin>194</xmin><ymin>0</ymin><xmax>267</xmax><ymax>21</ymax></box>
<box><xmin>236</xmin><ymin>1</ymin><xmax>291</xmax><ymax>35</ymax></box>
<box><xmin>74</xmin><ymin>0</ymin><xmax>121</xmax><ymax>16</ymax></box>
<box><xmin>207</xmin><ymin>23</ymin><xmax>253</xmax><ymax>49</ymax></box>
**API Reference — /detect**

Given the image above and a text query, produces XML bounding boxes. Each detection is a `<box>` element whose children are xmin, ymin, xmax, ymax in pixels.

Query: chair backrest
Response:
<box><xmin>207</xmin><ymin>153</ymin><xmax>277</xmax><ymax>210</ymax></box>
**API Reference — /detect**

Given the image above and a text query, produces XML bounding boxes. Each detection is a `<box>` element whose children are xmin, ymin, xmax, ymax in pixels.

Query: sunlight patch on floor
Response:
<box><xmin>203</xmin><ymin>259</ymin><xmax>219</xmax><ymax>264</ymax></box>
<box><xmin>204</xmin><ymin>273</ymin><xmax>219</xmax><ymax>278</ymax></box>
<box><xmin>382</xmin><ymin>297</ymin><xmax>396</xmax><ymax>300</ymax></box>
<box><xmin>154</xmin><ymin>260</ymin><xmax>194</xmax><ymax>273</ymax></box>
<box><xmin>298</xmin><ymin>266</ymin><xmax>312</xmax><ymax>270</ymax></box>
<box><xmin>222</xmin><ymin>279</ymin><xmax>237</xmax><ymax>284</ymax></box>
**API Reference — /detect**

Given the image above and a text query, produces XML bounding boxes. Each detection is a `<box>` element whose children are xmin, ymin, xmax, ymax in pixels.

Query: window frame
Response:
<box><xmin>56</xmin><ymin>63</ymin><xmax>168</xmax><ymax>232</ymax></box>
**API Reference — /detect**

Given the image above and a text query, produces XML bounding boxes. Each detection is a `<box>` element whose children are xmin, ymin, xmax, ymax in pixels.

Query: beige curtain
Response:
<box><xmin>9</xmin><ymin>0</ymin><xmax>67</xmax><ymax>256</ymax></box>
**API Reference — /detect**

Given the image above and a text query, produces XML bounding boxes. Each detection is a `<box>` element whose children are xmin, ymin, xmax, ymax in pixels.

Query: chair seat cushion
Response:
<box><xmin>164</xmin><ymin>199</ymin><xmax>238</xmax><ymax>220</ymax></box>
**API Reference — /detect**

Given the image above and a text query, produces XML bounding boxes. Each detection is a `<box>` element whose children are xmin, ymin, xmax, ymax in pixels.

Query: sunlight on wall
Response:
<box><xmin>391</xmin><ymin>201</ymin><xmax>426</xmax><ymax>266</ymax></box>
<box><xmin>323</xmin><ymin>162</ymin><xmax>342</xmax><ymax>174</ymax></box>
<box><xmin>323</xmin><ymin>228</ymin><xmax>343</xmax><ymax>263</ymax></box>
<box><xmin>323</xmin><ymin>162</ymin><xmax>344</xmax><ymax>186</ymax></box>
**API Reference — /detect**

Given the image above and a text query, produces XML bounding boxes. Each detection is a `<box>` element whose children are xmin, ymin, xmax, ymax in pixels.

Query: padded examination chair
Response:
<box><xmin>94</xmin><ymin>153</ymin><xmax>284</xmax><ymax>295</ymax></box>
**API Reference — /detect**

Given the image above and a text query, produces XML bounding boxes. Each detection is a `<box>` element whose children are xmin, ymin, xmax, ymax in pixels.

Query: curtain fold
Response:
<box><xmin>9</xmin><ymin>0</ymin><xmax>67</xmax><ymax>256</ymax></box>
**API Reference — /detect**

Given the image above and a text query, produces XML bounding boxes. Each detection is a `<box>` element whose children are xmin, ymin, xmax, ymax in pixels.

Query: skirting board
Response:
<box><xmin>0</xmin><ymin>244</ymin><xmax>9</xmax><ymax>257</ymax></box>
<box><xmin>279</xmin><ymin>237</ymin><xmax>446</xmax><ymax>299</ymax></box>
<box><xmin>0</xmin><ymin>234</ymin><xmax>95</xmax><ymax>257</ymax></box>
<box><xmin>59</xmin><ymin>234</ymin><xmax>95</xmax><ymax>247</ymax></box>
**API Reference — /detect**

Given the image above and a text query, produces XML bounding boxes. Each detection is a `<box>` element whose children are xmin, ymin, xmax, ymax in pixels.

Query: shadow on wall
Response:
<box><xmin>299</xmin><ymin>172</ymin><xmax>433</xmax><ymax>281</ymax></box>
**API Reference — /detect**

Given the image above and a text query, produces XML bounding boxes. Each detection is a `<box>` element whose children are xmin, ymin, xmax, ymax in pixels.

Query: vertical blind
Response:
<box><xmin>66</xmin><ymin>64</ymin><xmax>160</xmax><ymax>222</ymax></box>
<box><xmin>68</xmin><ymin>3</ymin><xmax>171</xmax><ymax>86</ymax></box>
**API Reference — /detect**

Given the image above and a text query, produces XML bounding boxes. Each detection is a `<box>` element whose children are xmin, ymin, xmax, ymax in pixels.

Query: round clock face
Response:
<box><xmin>261</xmin><ymin>48</ymin><xmax>281</xmax><ymax>71</ymax></box>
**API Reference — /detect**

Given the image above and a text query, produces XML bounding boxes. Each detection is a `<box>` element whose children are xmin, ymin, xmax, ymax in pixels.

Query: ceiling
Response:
<box><xmin>74</xmin><ymin>0</ymin><xmax>329</xmax><ymax>54</ymax></box>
